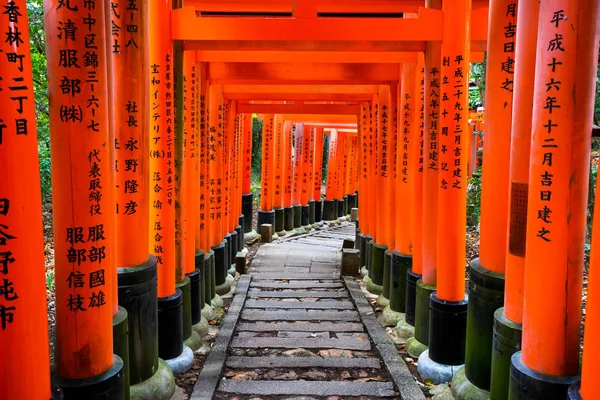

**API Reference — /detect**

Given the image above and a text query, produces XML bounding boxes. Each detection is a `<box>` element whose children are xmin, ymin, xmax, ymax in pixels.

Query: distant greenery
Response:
<box><xmin>27</xmin><ymin>0</ymin><xmax>51</xmax><ymax>201</ymax></box>
<box><xmin>466</xmin><ymin>167</ymin><xmax>482</xmax><ymax>229</ymax></box>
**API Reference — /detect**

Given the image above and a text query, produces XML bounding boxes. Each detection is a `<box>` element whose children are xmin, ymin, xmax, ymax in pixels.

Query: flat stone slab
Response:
<box><xmin>247</xmin><ymin>290</ymin><xmax>347</xmax><ymax>298</ymax></box>
<box><xmin>241</xmin><ymin>310</ymin><xmax>359</xmax><ymax>321</ymax></box>
<box><xmin>250</xmin><ymin>281</ymin><xmax>344</xmax><ymax>289</ymax></box>
<box><xmin>218</xmin><ymin>380</ymin><xmax>396</xmax><ymax>397</ymax></box>
<box><xmin>237</xmin><ymin>321</ymin><xmax>364</xmax><ymax>332</ymax></box>
<box><xmin>230</xmin><ymin>337</ymin><xmax>371</xmax><ymax>350</ymax></box>
<box><xmin>251</xmin><ymin>273</ymin><xmax>340</xmax><ymax>280</ymax></box>
<box><xmin>225</xmin><ymin>356</ymin><xmax>382</xmax><ymax>369</ymax></box>
<box><xmin>245</xmin><ymin>300</ymin><xmax>354</xmax><ymax>309</ymax></box>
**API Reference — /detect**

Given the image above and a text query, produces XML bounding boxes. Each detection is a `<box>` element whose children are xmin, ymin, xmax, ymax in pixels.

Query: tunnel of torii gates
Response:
<box><xmin>1</xmin><ymin>0</ymin><xmax>600</xmax><ymax>399</ymax></box>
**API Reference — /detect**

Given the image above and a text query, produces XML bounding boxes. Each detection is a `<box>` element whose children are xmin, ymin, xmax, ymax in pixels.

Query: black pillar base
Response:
<box><xmin>509</xmin><ymin>352</ymin><xmax>579</xmax><ymax>400</ymax></box>
<box><xmin>382</xmin><ymin>250</ymin><xmax>392</xmax><ymax>299</ymax></box>
<box><xmin>465</xmin><ymin>258</ymin><xmax>505</xmax><ymax>391</ymax></box>
<box><xmin>567</xmin><ymin>382</ymin><xmax>583</xmax><ymax>400</ymax></box>
<box><xmin>347</xmin><ymin>193</ymin><xmax>358</xmax><ymax>210</ymax></box>
<box><xmin>336</xmin><ymin>198</ymin><xmax>344</xmax><ymax>217</ymax></box>
<box><xmin>490</xmin><ymin>308</ymin><xmax>522</xmax><ymax>400</ymax></box>
<box><xmin>405</xmin><ymin>269</ymin><xmax>421</xmax><ymax>326</ymax></box>
<box><xmin>235</xmin><ymin>221</ymin><xmax>243</xmax><ymax>251</ymax></box>
<box><xmin>212</xmin><ymin>242</ymin><xmax>227</xmax><ymax>286</ymax></box>
<box><xmin>365</xmin><ymin>235</ymin><xmax>373</xmax><ymax>275</ymax></box>
<box><xmin>293</xmin><ymin>205</ymin><xmax>302</xmax><ymax>228</ymax></box>
<box><xmin>371</xmin><ymin>242</ymin><xmax>387</xmax><ymax>286</ymax></box>
<box><xmin>301</xmin><ymin>205</ymin><xmax>309</xmax><ymax>226</ymax></box>
<box><xmin>358</xmin><ymin>233</ymin><xmax>367</xmax><ymax>269</ymax></box>
<box><xmin>55</xmin><ymin>355</ymin><xmax>124</xmax><ymax>400</ymax></box>
<box><xmin>308</xmin><ymin>200</ymin><xmax>316</xmax><ymax>224</ymax></box>
<box><xmin>257</xmin><ymin>209</ymin><xmax>275</xmax><ymax>230</ymax></box>
<box><xmin>158</xmin><ymin>289</ymin><xmax>183</xmax><ymax>360</ymax></box>
<box><xmin>230</xmin><ymin>231</ymin><xmax>238</xmax><ymax>268</ymax></box>
<box><xmin>355</xmin><ymin>190</ymin><xmax>359</xmax><ymax>208</ymax></box>
<box><xmin>323</xmin><ymin>200</ymin><xmax>336</xmax><ymax>220</ymax></box>
<box><xmin>176</xmin><ymin>277</ymin><xmax>192</xmax><ymax>341</ymax></box>
<box><xmin>223</xmin><ymin>234</ymin><xmax>232</xmax><ymax>273</ymax></box>
<box><xmin>314</xmin><ymin>200</ymin><xmax>323</xmax><ymax>222</ymax></box>
<box><xmin>113</xmin><ymin>306</ymin><xmax>130</xmax><ymax>400</ymax></box>
<box><xmin>274</xmin><ymin>208</ymin><xmax>285</xmax><ymax>232</ymax></box>
<box><xmin>284</xmin><ymin>206</ymin><xmax>294</xmax><ymax>231</ymax></box>
<box><xmin>187</xmin><ymin>265</ymin><xmax>202</xmax><ymax>324</ymax></box>
<box><xmin>343</xmin><ymin>195</ymin><xmax>349</xmax><ymax>215</ymax></box>
<box><xmin>117</xmin><ymin>256</ymin><xmax>158</xmax><ymax>385</ymax></box>
<box><xmin>206</xmin><ymin>250</ymin><xmax>215</xmax><ymax>302</ymax></box>
<box><xmin>415</xmin><ymin>279</ymin><xmax>436</xmax><ymax>346</ymax></box>
<box><xmin>390</xmin><ymin>251</ymin><xmax>412</xmax><ymax>314</ymax></box>
<box><xmin>242</xmin><ymin>193</ymin><xmax>253</xmax><ymax>233</ymax></box>
<box><xmin>429</xmin><ymin>293</ymin><xmax>468</xmax><ymax>365</ymax></box>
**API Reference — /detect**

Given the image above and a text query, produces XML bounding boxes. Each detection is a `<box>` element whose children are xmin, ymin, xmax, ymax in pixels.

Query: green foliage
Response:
<box><xmin>595</xmin><ymin>55</ymin><xmax>600</xmax><ymax>125</ymax></box>
<box><xmin>466</xmin><ymin>167</ymin><xmax>482</xmax><ymax>229</ymax></box>
<box><xmin>27</xmin><ymin>0</ymin><xmax>52</xmax><ymax>201</ymax></box>
<box><xmin>469</xmin><ymin>61</ymin><xmax>486</xmax><ymax>110</ymax></box>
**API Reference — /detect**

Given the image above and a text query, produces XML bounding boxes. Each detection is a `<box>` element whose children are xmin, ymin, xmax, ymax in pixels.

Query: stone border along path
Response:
<box><xmin>191</xmin><ymin>223</ymin><xmax>424</xmax><ymax>400</ymax></box>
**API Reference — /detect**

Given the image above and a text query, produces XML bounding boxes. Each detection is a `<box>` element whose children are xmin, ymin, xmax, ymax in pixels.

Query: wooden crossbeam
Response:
<box><xmin>207</xmin><ymin>62</ymin><xmax>400</xmax><ymax>84</ymax></box>
<box><xmin>222</xmin><ymin>84</ymin><xmax>379</xmax><ymax>101</ymax></box>
<box><xmin>237</xmin><ymin>103</ymin><xmax>359</xmax><ymax>115</ymax></box>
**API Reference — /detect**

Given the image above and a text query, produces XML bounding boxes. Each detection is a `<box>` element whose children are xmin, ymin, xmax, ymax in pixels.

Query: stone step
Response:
<box><xmin>247</xmin><ymin>290</ymin><xmax>347</xmax><ymax>298</ymax></box>
<box><xmin>250</xmin><ymin>273</ymin><xmax>340</xmax><ymax>280</ymax></box>
<box><xmin>250</xmin><ymin>281</ymin><xmax>344</xmax><ymax>289</ymax></box>
<box><xmin>236</xmin><ymin>321</ymin><xmax>364</xmax><ymax>332</ymax></box>
<box><xmin>230</xmin><ymin>336</ymin><xmax>371</xmax><ymax>350</ymax></box>
<box><xmin>245</xmin><ymin>300</ymin><xmax>355</xmax><ymax>310</ymax></box>
<box><xmin>225</xmin><ymin>356</ymin><xmax>382</xmax><ymax>369</ymax></box>
<box><xmin>241</xmin><ymin>310</ymin><xmax>359</xmax><ymax>321</ymax></box>
<box><xmin>218</xmin><ymin>380</ymin><xmax>396</xmax><ymax>397</ymax></box>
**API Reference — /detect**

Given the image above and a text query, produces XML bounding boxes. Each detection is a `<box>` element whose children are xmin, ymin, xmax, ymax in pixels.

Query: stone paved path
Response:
<box><xmin>213</xmin><ymin>223</ymin><xmax>407</xmax><ymax>400</ymax></box>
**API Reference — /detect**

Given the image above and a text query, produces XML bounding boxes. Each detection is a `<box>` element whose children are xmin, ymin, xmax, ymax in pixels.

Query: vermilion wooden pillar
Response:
<box><xmin>390</xmin><ymin>64</ymin><xmax>417</xmax><ymax>318</ymax></box>
<box><xmin>407</xmin><ymin>0</ymin><xmax>442</xmax><ymax>358</ymax></box>
<box><xmin>345</xmin><ymin>135</ymin><xmax>358</xmax><ymax>213</ymax></box>
<box><xmin>149</xmin><ymin>0</ymin><xmax>184</xmax><ymax>366</ymax></box>
<box><xmin>513</xmin><ymin>1</ymin><xmax>599</xmax><ymax>398</ymax></box>
<box><xmin>490</xmin><ymin>1</ymin><xmax>538</xmax><ymax>398</ymax></box>
<box><xmin>1</xmin><ymin>1</ymin><xmax>52</xmax><ymax>397</ymax></box>
<box><xmin>307</xmin><ymin>126</ymin><xmax>317</xmax><ymax>224</ymax></box>
<box><xmin>292</xmin><ymin>122</ymin><xmax>304</xmax><ymax>228</ymax></box>
<box><xmin>241</xmin><ymin>113</ymin><xmax>254</xmax><ymax>233</ymax></box>
<box><xmin>283</xmin><ymin>121</ymin><xmax>295</xmax><ymax>230</ymax></box>
<box><xmin>323</xmin><ymin>128</ymin><xmax>338</xmax><ymax>221</ymax></box>
<box><xmin>300</xmin><ymin>125</ymin><xmax>312</xmax><ymax>226</ymax></box>
<box><xmin>273</xmin><ymin>115</ymin><xmax>285</xmax><ymax>233</ymax></box>
<box><xmin>418</xmin><ymin>0</ymin><xmax>470</xmax><ymax>382</ymax></box>
<box><xmin>257</xmin><ymin>114</ymin><xmax>276</xmax><ymax>232</ymax></box>
<box><xmin>358</xmin><ymin>103</ymin><xmax>371</xmax><ymax>277</ymax></box>
<box><xmin>335</xmin><ymin>131</ymin><xmax>347</xmax><ymax>219</ymax></box>
<box><xmin>459</xmin><ymin>1</ymin><xmax>518</xmax><ymax>395</ymax></box>
<box><xmin>45</xmin><ymin>0</ymin><xmax>124</xmax><ymax>395</ymax></box>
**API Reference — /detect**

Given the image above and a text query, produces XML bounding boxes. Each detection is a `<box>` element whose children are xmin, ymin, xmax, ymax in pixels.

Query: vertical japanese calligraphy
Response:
<box><xmin>149</xmin><ymin>0</ymin><xmax>175</xmax><ymax>298</ymax></box>
<box><xmin>325</xmin><ymin>129</ymin><xmax>338</xmax><ymax>201</ymax></box>
<box><xmin>46</xmin><ymin>0</ymin><xmax>114</xmax><ymax>378</ymax></box>
<box><xmin>1</xmin><ymin>0</ymin><xmax>52</xmax><ymax>397</ymax></box>
<box><xmin>436</xmin><ymin>0</ymin><xmax>470</xmax><ymax>302</ymax></box>
<box><xmin>207</xmin><ymin>85</ymin><xmax>224</xmax><ymax>247</ymax></box>
<box><xmin>293</xmin><ymin>122</ymin><xmax>304</xmax><ymax>205</ymax></box>
<box><xmin>273</xmin><ymin>115</ymin><xmax>284</xmax><ymax>209</ymax></box>
<box><xmin>283</xmin><ymin>121</ymin><xmax>294</xmax><ymax>208</ymax></box>
<box><xmin>259</xmin><ymin>114</ymin><xmax>275</xmax><ymax>211</ymax></box>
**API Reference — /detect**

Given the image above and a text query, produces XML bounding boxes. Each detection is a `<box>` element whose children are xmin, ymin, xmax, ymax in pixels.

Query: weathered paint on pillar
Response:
<box><xmin>46</xmin><ymin>0</ymin><xmax>115</xmax><ymax>378</ymax></box>
<box><xmin>149</xmin><ymin>0</ymin><xmax>176</xmax><ymax>298</ymax></box>
<box><xmin>479</xmin><ymin>0</ymin><xmax>518</xmax><ymax>275</ymax></box>
<box><xmin>1</xmin><ymin>0</ymin><xmax>52</xmax><ymax>395</ymax></box>
<box><xmin>505</xmin><ymin>0</ymin><xmax>538</xmax><ymax>324</ymax></box>
<box><xmin>422</xmin><ymin>0</ymin><xmax>442</xmax><ymax>287</ymax></box>
<box><xmin>207</xmin><ymin>85</ymin><xmax>224</xmax><ymax>248</ymax></box>
<box><xmin>436</xmin><ymin>0</ymin><xmax>470</xmax><ymax>302</ymax></box>
<box><xmin>273</xmin><ymin>115</ymin><xmax>285</xmax><ymax>209</ymax></box>
<box><xmin>412</xmin><ymin>54</ymin><xmax>426</xmax><ymax>275</ymax></box>
<box><xmin>111</xmin><ymin>0</ymin><xmax>150</xmax><ymax>270</ymax></box>
<box><xmin>521</xmin><ymin>0</ymin><xmax>598</xmax><ymax>376</ymax></box>
<box><xmin>259</xmin><ymin>114</ymin><xmax>275</xmax><ymax>211</ymax></box>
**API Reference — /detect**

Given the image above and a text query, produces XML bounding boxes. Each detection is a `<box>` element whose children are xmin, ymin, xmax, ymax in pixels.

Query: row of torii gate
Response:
<box><xmin>1</xmin><ymin>0</ymin><xmax>600</xmax><ymax>400</ymax></box>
